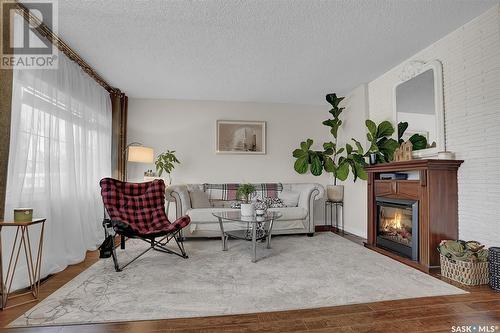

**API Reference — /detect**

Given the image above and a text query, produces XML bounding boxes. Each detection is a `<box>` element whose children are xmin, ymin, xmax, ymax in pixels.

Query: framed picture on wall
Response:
<box><xmin>216</xmin><ymin>120</ymin><xmax>266</xmax><ymax>154</ymax></box>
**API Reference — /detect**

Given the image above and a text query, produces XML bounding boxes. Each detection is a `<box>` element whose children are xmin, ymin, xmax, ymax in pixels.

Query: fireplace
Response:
<box><xmin>376</xmin><ymin>197</ymin><xmax>418</xmax><ymax>261</ymax></box>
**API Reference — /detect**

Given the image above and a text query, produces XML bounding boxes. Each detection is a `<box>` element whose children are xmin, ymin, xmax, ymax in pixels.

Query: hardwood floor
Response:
<box><xmin>1</xmin><ymin>231</ymin><xmax>499</xmax><ymax>333</ymax></box>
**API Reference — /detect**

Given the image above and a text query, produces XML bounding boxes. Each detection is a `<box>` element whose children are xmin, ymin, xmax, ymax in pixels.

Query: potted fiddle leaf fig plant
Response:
<box><xmin>365</xmin><ymin>120</ymin><xmax>399</xmax><ymax>164</ymax></box>
<box><xmin>292</xmin><ymin>93</ymin><xmax>367</xmax><ymax>202</ymax></box>
<box><xmin>237</xmin><ymin>184</ymin><xmax>256</xmax><ymax>216</ymax></box>
<box><xmin>155</xmin><ymin>150</ymin><xmax>180</xmax><ymax>185</ymax></box>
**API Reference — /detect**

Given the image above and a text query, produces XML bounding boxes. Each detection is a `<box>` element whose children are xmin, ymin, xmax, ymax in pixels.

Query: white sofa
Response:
<box><xmin>166</xmin><ymin>183</ymin><xmax>324</xmax><ymax>238</ymax></box>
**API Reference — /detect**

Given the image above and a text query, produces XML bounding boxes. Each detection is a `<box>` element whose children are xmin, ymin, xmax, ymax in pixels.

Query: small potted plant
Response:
<box><xmin>154</xmin><ymin>150</ymin><xmax>180</xmax><ymax>185</ymax></box>
<box><xmin>237</xmin><ymin>184</ymin><xmax>256</xmax><ymax>216</ymax></box>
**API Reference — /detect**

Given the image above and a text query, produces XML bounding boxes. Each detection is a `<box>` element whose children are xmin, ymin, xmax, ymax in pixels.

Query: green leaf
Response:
<box><xmin>346</xmin><ymin>143</ymin><xmax>353</xmax><ymax>155</ymax></box>
<box><xmin>335</xmin><ymin>147</ymin><xmax>345</xmax><ymax>156</ymax></box>
<box><xmin>365</xmin><ymin>119</ymin><xmax>377</xmax><ymax>136</ymax></box>
<box><xmin>294</xmin><ymin>157</ymin><xmax>309</xmax><ymax>174</ymax></box>
<box><xmin>301</xmin><ymin>139</ymin><xmax>313</xmax><ymax>151</ymax></box>
<box><xmin>293</xmin><ymin>149</ymin><xmax>306</xmax><ymax>158</ymax></box>
<box><xmin>354</xmin><ymin>163</ymin><xmax>368</xmax><ymax>181</ymax></box>
<box><xmin>398</xmin><ymin>121</ymin><xmax>408</xmax><ymax>142</ymax></box>
<box><xmin>376</xmin><ymin>120</ymin><xmax>395</xmax><ymax>138</ymax></box>
<box><xmin>325</xmin><ymin>93</ymin><xmax>344</xmax><ymax>107</ymax></box>
<box><xmin>409</xmin><ymin>134</ymin><xmax>428</xmax><ymax>150</ymax></box>
<box><xmin>379</xmin><ymin>138</ymin><xmax>399</xmax><ymax>161</ymax></box>
<box><xmin>324</xmin><ymin>156</ymin><xmax>335</xmax><ymax>172</ymax></box>
<box><xmin>352</xmin><ymin>138</ymin><xmax>364</xmax><ymax>154</ymax></box>
<box><xmin>310</xmin><ymin>154</ymin><xmax>323</xmax><ymax>176</ymax></box>
<box><xmin>335</xmin><ymin>161</ymin><xmax>349</xmax><ymax>181</ymax></box>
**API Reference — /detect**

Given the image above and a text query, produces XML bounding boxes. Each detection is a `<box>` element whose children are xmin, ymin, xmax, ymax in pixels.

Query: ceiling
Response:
<box><xmin>53</xmin><ymin>0</ymin><xmax>497</xmax><ymax>105</ymax></box>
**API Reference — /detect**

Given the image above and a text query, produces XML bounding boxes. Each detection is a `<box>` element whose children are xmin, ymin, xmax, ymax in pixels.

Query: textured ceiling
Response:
<box><xmin>53</xmin><ymin>0</ymin><xmax>497</xmax><ymax>104</ymax></box>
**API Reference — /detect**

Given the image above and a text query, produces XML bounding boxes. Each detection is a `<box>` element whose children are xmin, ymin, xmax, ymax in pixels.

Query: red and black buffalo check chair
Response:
<box><xmin>100</xmin><ymin>178</ymin><xmax>190</xmax><ymax>271</ymax></box>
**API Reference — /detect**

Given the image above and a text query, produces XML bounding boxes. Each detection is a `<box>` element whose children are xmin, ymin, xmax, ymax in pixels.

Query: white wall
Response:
<box><xmin>337</xmin><ymin>85</ymin><xmax>369</xmax><ymax>238</ymax></box>
<box><xmin>368</xmin><ymin>5</ymin><xmax>500</xmax><ymax>246</ymax></box>
<box><xmin>127</xmin><ymin>93</ymin><xmax>369</xmax><ymax>235</ymax></box>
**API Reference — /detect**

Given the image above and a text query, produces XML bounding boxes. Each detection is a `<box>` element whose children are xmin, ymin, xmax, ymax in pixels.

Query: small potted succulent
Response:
<box><xmin>237</xmin><ymin>184</ymin><xmax>256</xmax><ymax>216</ymax></box>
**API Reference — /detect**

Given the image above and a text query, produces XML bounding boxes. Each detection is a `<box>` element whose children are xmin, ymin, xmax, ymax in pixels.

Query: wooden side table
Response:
<box><xmin>0</xmin><ymin>218</ymin><xmax>46</xmax><ymax>310</ymax></box>
<box><xmin>325</xmin><ymin>201</ymin><xmax>344</xmax><ymax>235</ymax></box>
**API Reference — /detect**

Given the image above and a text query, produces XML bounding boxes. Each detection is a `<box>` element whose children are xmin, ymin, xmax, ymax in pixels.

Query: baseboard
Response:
<box><xmin>315</xmin><ymin>225</ymin><xmax>332</xmax><ymax>232</ymax></box>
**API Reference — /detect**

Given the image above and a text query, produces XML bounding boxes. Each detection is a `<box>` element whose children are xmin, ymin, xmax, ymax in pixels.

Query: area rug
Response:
<box><xmin>10</xmin><ymin>232</ymin><xmax>466</xmax><ymax>327</ymax></box>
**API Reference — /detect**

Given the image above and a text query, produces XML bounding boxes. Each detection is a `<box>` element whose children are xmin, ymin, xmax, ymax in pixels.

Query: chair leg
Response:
<box><xmin>174</xmin><ymin>234</ymin><xmax>188</xmax><ymax>259</ymax></box>
<box><xmin>153</xmin><ymin>231</ymin><xmax>188</xmax><ymax>259</ymax></box>
<box><xmin>111</xmin><ymin>235</ymin><xmax>122</xmax><ymax>272</ymax></box>
<box><xmin>120</xmin><ymin>235</ymin><xmax>126</xmax><ymax>249</ymax></box>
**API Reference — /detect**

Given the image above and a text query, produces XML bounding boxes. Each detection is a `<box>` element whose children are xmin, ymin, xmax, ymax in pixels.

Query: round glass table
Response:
<box><xmin>212</xmin><ymin>211</ymin><xmax>282</xmax><ymax>263</ymax></box>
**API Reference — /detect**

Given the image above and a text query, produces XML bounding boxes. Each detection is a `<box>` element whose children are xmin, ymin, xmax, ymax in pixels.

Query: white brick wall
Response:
<box><xmin>367</xmin><ymin>5</ymin><xmax>500</xmax><ymax>246</ymax></box>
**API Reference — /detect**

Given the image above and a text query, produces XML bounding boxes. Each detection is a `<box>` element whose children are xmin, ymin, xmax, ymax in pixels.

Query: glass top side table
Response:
<box><xmin>0</xmin><ymin>218</ymin><xmax>46</xmax><ymax>310</ymax></box>
<box><xmin>212</xmin><ymin>211</ymin><xmax>282</xmax><ymax>263</ymax></box>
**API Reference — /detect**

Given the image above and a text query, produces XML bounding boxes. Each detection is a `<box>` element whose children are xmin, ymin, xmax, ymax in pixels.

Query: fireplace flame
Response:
<box><xmin>382</xmin><ymin>212</ymin><xmax>403</xmax><ymax>231</ymax></box>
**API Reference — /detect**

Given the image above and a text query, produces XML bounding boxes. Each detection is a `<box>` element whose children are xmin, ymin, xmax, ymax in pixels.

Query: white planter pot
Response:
<box><xmin>240</xmin><ymin>203</ymin><xmax>255</xmax><ymax>216</ymax></box>
<box><xmin>327</xmin><ymin>185</ymin><xmax>344</xmax><ymax>202</ymax></box>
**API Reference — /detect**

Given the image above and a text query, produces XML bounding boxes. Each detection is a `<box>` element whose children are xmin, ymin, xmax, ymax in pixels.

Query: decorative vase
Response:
<box><xmin>240</xmin><ymin>203</ymin><xmax>255</xmax><ymax>216</ymax></box>
<box><xmin>326</xmin><ymin>185</ymin><xmax>344</xmax><ymax>203</ymax></box>
<box><xmin>369</xmin><ymin>153</ymin><xmax>377</xmax><ymax>165</ymax></box>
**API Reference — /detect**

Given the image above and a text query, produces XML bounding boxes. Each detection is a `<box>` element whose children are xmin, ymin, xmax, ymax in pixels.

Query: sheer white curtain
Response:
<box><xmin>4</xmin><ymin>53</ymin><xmax>112</xmax><ymax>290</ymax></box>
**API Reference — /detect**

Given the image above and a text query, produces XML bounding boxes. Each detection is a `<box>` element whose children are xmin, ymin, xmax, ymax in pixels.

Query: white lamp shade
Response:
<box><xmin>128</xmin><ymin>146</ymin><xmax>154</xmax><ymax>163</ymax></box>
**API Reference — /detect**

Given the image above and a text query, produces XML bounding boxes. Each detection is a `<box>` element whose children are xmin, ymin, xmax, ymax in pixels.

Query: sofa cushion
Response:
<box><xmin>278</xmin><ymin>190</ymin><xmax>300</xmax><ymax>207</ymax></box>
<box><xmin>267</xmin><ymin>207</ymin><xmax>308</xmax><ymax>220</ymax></box>
<box><xmin>189</xmin><ymin>190</ymin><xmax>211</xmax><ymax>209</ymax></box>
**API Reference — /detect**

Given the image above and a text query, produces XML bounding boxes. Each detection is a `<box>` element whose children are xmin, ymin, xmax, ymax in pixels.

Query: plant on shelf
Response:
<box><xmin>292</xmin><ymin>93</ymin><xmax>367</xmax><ymax>202</ymax></box>
<box><xmin>237</xmin><ymin>184</ymin><xmax>256</xmax><ymax>216</ymax></box>
<box><xmin>365</xmin><ymin>119</ymin><xmax>400</xmax><ymax>164</ymax></box>
<box><xmin>154</xmin><ymin>150</ymin><xmax>180</xmax><ymax>185</ymax></box>
<box><xmin>397</xmin><ymin>121</ymin><xmax>428</xmax><ymax>150</ymax></box>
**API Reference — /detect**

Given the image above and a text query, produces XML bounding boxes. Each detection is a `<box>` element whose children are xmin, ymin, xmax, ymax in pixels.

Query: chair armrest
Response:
<box><xmin>166</xmin><ymin>185</ymin><xmax>192</xmax><ymax>218</ymax></box>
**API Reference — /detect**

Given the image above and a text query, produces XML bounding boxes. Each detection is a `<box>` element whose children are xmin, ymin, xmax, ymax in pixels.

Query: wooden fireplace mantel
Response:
<box><xmin>365</xmin><ymin>159</ymin><xmax>463</xmax><ymax>273</ymax></box>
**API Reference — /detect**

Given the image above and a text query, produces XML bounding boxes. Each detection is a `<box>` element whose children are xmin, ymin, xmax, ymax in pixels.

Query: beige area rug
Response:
<box><xmin>10</xmin><ymin>232</ymin><xmax>466</xmax><ymax>327</ymax></box>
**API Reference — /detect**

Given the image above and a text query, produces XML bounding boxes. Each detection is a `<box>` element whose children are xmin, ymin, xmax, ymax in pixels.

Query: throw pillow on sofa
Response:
<box><xmin>189</xmin><ymin>190</ymin><xmax>211</xmax><ymax>208</ymax></box>
<box><xmin>263</xmin><ymin>197</ymin><xmax>285</xmax><ymax>208</ymax></box>
<box><xmin>278</xmin><ymin>190</ymin><xmax>300</xmax><ymax>207</ymax></box>
<box><xmin>230</xmin><ymin>201</ymin><xmax>241</xmax><ymax>209</ymax></box>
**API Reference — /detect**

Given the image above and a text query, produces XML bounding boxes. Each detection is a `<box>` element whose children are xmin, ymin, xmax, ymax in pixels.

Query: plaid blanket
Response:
<box><xmin>203</xmin><ymin>183</ymin><xmax>283</xmax><ymax>201</ymax></box>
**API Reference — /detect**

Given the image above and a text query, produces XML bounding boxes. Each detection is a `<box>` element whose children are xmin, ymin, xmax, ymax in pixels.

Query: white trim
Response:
<box><xmin>393</xmin><ymin>59</ymin><xmax>445</xmax><ymax>158</ymax></box>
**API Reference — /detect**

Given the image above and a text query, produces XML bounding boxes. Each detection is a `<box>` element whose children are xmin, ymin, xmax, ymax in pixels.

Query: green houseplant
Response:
<box><xmin>154</xmin><ymin>150</ymin><xmax>180</xmax><ymax>185</ymax></box>
<box><xmin>237</xmin><ymin>184</ymin><xmax>256</xmax><ymax>216</ymax></box>
<box><xmin>365</xmin><ymin>120</ymin><xmax>399</xmax><ymax>164</ymax></box>
<box><xmin>292</xmin><ymin>93</ymin><xmax>367</xmax><ymax>202</ymax></box>
<box><xmin>398</xmin><ymin>121</ymin><xmax>428</xmax><ymax>151</ymax></box>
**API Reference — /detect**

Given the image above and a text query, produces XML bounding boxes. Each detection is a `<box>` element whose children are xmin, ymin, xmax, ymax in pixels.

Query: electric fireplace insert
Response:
<box><xmin>376</xmin><ymin>197</ymin><xmax>419</xmax><ymax>261</ymax></box>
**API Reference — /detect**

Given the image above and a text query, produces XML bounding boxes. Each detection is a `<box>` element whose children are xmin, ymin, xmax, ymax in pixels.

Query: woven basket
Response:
<box><xmin>440</xmin><ymin>254</ymin><xmax>489</xmax><ymax>286</ymax></box>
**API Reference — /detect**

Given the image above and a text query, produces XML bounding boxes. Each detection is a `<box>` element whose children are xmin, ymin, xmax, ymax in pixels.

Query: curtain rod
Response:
<box><xmin>14</xmin><ymin>2</ymin><xmax>122</xmax><ymax>95</ymax></box>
